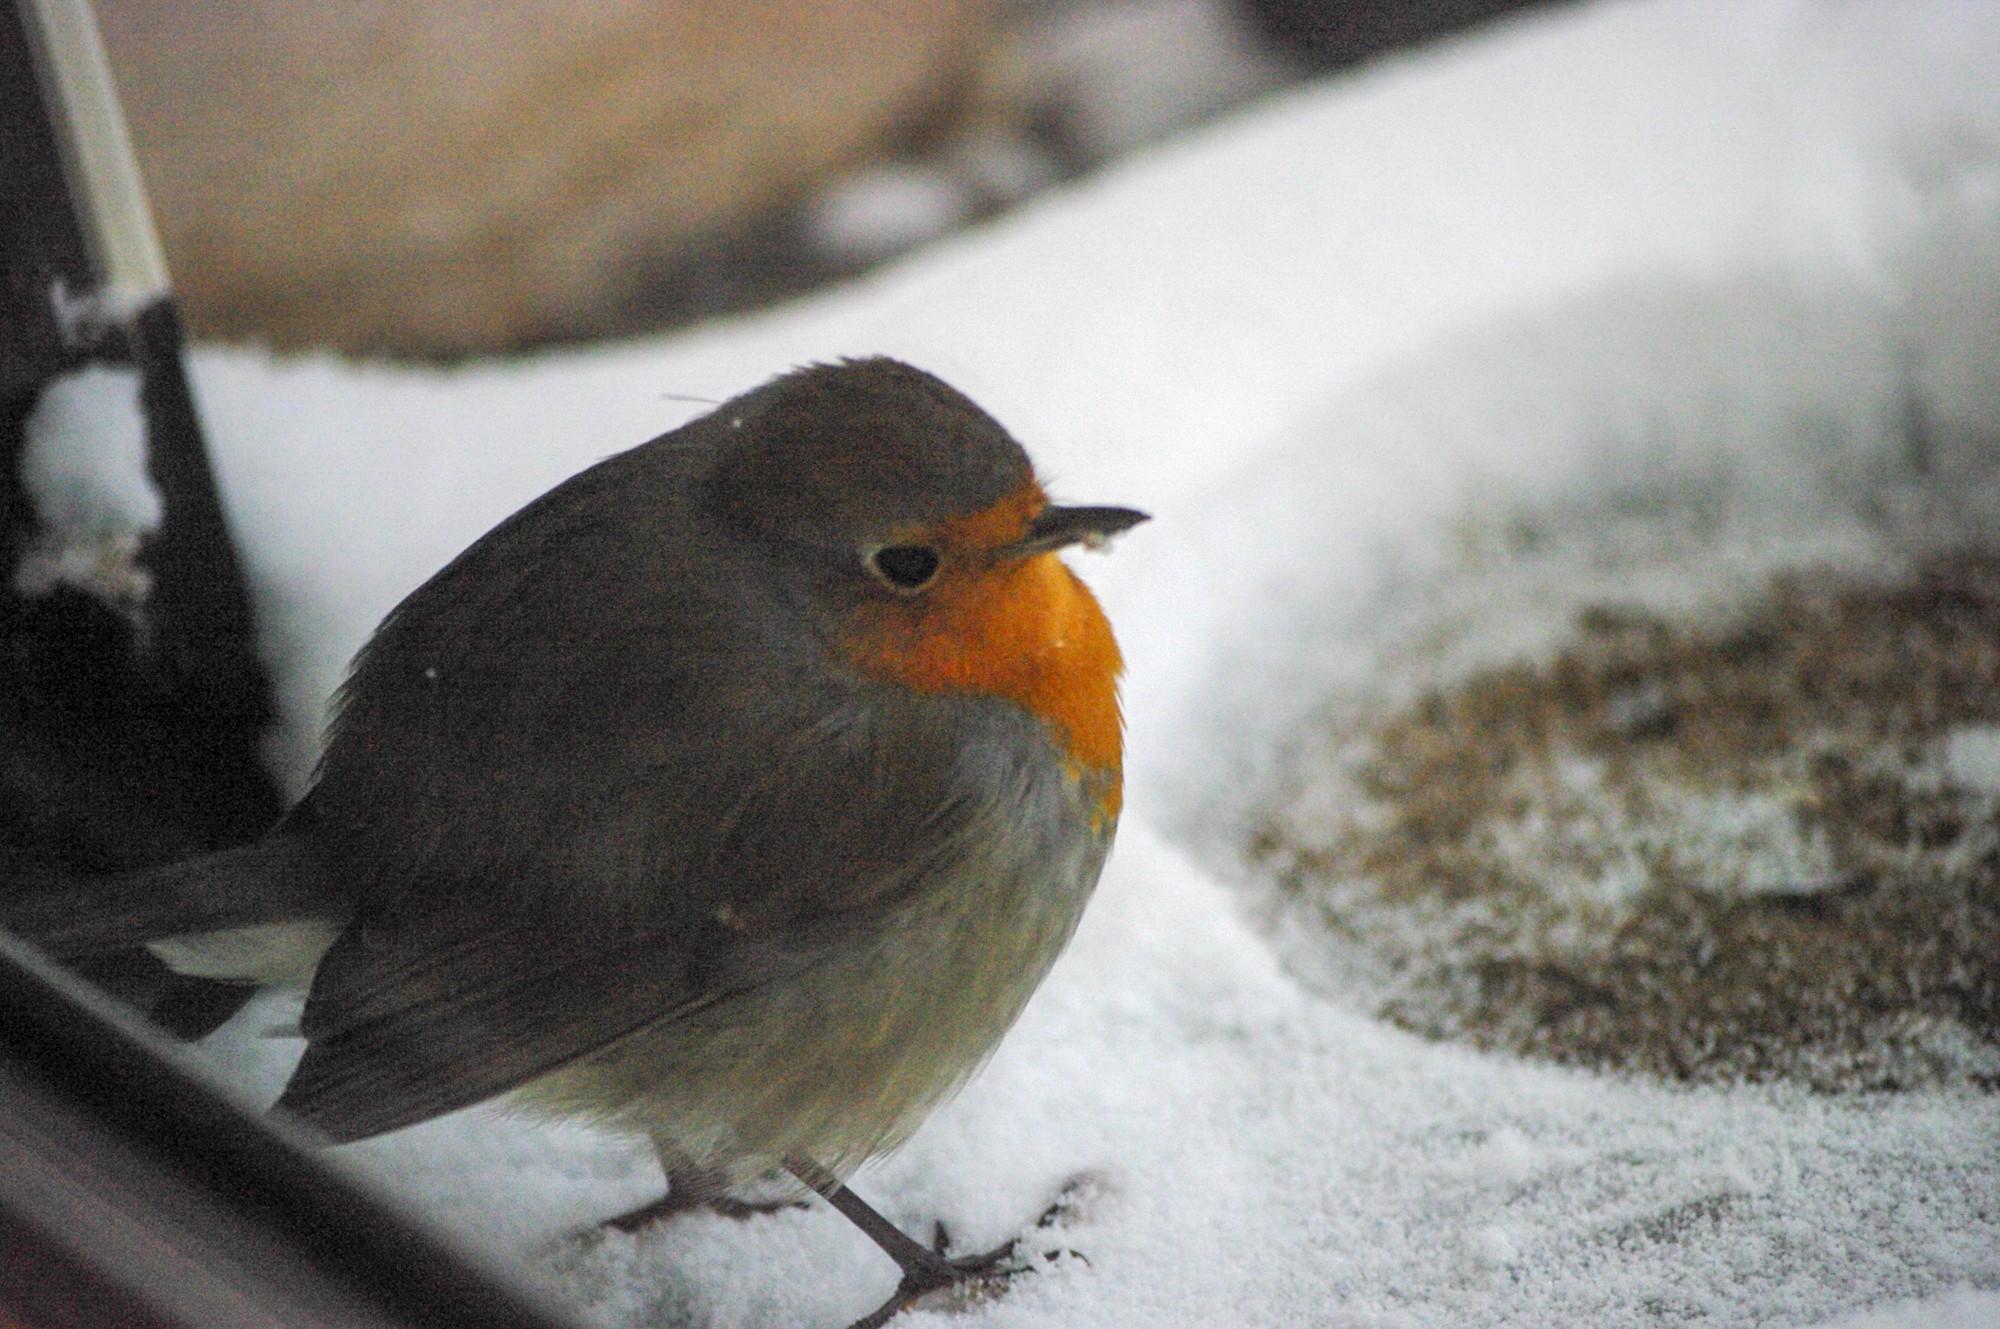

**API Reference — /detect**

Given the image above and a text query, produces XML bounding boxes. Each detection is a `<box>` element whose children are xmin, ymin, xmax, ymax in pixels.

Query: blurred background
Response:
<box><xmin>96</xmin><ymin>0</ymin><xmax>1553</xmax><ymax>360</ymax></box>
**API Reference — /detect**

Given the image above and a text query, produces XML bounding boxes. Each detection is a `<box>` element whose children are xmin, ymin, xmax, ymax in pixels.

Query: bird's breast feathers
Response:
<box><xmin>841</xmin><ymin>549</ymin><xmax>1125</xmax><ymax>819</ymax></box>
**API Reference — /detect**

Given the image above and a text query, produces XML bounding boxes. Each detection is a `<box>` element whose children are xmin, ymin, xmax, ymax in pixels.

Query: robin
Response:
<box><xmin>10</xmin><ymin>357</ymin><xmax>1147</xmax><ymax>1328</ymax></box>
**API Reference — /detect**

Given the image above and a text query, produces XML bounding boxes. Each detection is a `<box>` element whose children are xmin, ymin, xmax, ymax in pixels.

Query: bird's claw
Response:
<box><xmin>842</xmin><ymin>1174</ymin><xmax>1100</xmax><ymax>1328</ymax></box>
<box><xmin>845</xmin><ymin>1238</ymin><xmax>1032</xmax><ymax>1329</ymax></box>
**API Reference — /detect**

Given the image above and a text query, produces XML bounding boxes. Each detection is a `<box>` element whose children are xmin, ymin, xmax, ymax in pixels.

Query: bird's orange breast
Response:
<box><xmin>842</xmin><ymin>493</ymin><xmax>1125</xmax><ymax>817</ymax></box>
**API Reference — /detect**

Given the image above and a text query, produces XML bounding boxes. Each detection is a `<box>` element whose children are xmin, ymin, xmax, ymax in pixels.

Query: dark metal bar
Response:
<box><xmin>0</xmin><ymin>932</ymin><xmax>587</xmax><ymax>1329</ymax></box>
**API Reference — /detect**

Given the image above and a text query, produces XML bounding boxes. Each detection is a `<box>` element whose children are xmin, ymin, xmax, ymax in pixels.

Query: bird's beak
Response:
<box><xmin>1010</xmin><ymin>504</ymin><xmax>1150</xmax><ymax>557</ymax></box>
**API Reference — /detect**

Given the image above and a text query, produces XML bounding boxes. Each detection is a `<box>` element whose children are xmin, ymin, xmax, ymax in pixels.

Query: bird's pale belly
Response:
<box><xmin>514</xmin><ymin>772</ymin><xmax>1112</xmax><ymax>1180</ymax></box>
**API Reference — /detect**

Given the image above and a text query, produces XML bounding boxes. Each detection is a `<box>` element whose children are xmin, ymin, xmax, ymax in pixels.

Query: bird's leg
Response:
<box><xmin>602</xmin><ymin>1162</ymin><xmax>804</xmax><ymax>1233</ymax></box>
<box><xmin>602</xmin><ymin>1165</ymin><xmax>724</xmax><ymax>1232</ymax></box>
<box><xmin>785</xmin><ymin>1157</ymin><xmax>1026</xmax><ymax>1329</ymax></box>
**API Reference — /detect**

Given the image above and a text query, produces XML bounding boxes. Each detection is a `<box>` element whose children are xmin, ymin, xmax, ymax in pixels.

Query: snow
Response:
<box><xmin>16</xmin><ymin>364</ymin><xmax>157</xmax><ymax>604</ymax></box>
<box><xmin>1820</xmin><ymin>1292</ymin><xmax>2000</xmax><ymax>1329</ymax></box>
<box><xmin>20</xmin><ymin>364</ymin><xmax>157</xmax><ymax>537</ymax></box>
<box><xmin>807</xmin><ymin>163</ymin><xmax>975</xmax><ymax>264</ymax></box>
<box><xmin>1018</xmin><ymin>0</ymin><xmax>1288</xmax><ymax>160</ymax></box>
<box><xmin>155</xmin><ymin>1</ymin><xmax>2000</xmax><ymax>1326</ymax></box>
<box><xmin>1945</xmin><ymin>727</ymin><xmax>2000</xmax><ymax>797</ymax></box>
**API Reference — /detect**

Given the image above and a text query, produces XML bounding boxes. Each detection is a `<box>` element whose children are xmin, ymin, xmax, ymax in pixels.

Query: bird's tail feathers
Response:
<box><xmin>3</xmin><ymin>835</ymin><xmax>340</xmax><ymax>961</ymax></box>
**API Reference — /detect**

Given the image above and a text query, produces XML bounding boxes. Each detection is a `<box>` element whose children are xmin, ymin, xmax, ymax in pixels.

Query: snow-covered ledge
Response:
<box><xmin>169</xmin><ymin>3</ymin><xmax>2000</xmax><ymax>1327</ymax></box>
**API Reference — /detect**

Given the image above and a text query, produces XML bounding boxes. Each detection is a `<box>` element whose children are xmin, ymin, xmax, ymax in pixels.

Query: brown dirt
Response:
<box><xmin>1248</xmin><ymin>551</ymin><xmax>2000</xmax><ymax>1091</ymax></box>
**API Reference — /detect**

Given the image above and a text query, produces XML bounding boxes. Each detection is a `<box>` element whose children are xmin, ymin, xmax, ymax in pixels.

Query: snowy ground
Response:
<box><xmin>99</xmin><ymin>1</ymin><xmax>2000</xmax><ymax>1325</ymax></box>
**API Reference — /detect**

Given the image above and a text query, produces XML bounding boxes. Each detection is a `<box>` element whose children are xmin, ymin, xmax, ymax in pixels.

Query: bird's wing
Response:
<box><xmin>275</xmin><ymin>691</ymin><xmax>1000</xmax><ymax>1143</ymax></box>
<box><xmin>275</xmin><ymin>914</ymin><xmax>718</xmax><ymax>1140</ymax></box>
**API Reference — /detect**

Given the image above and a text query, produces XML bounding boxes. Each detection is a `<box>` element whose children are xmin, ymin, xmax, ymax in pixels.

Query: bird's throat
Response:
<box><xmin>844</xmin><ymin>553</ymin><xmax>1125</xmax><ymax>815</ymax></box>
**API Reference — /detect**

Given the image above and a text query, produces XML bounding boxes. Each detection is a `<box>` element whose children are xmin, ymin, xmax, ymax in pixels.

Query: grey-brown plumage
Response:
<box><xmin>9</xmin><ymin>359</ymin><xmax>1144</xmax><ymax>1208</ymax></box>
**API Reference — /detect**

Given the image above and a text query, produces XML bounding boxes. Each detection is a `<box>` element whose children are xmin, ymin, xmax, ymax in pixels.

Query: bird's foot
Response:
<box><xmin>600</xmin><ymin>1189</ymin><xmax>807</xmax><ymax>1234</ymax></box>
<box><xmin>843</xmin><ymin>1237</ymin><xmax>1027</xmax><ymax>1329</ymax></box>
<box><xmin>598</xmin><ymin>1165</ymin><xmax>808</xmax><ymax>1234</ymax></box>
<box><xmin>711</xmin><ymin>1193</ymin><xmax>813</xmax><ymax>1221</ymax></box>
<box><xmin>842</xmin><ymin>1174</ymin><xmax>1099</xmax><ymax>1329</ymax></box>
<box><xmin>598</xmin><ymin>1189</ymin><xmax>701</xmax><ymax>1234</ymax></box>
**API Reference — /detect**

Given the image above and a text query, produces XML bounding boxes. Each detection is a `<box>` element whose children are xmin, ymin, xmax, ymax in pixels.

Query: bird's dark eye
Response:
<box><xmin>868</xmin><ymin>544</ymin><xmax>941</xmax><ymax>592</ymax></box>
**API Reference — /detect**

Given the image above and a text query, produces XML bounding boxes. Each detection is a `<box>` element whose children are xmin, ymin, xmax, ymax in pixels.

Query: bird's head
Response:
<box><xmin>706</xmin><ymin>358</ymin><xmax>1148</xmax><ymax>789</ymax></box>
